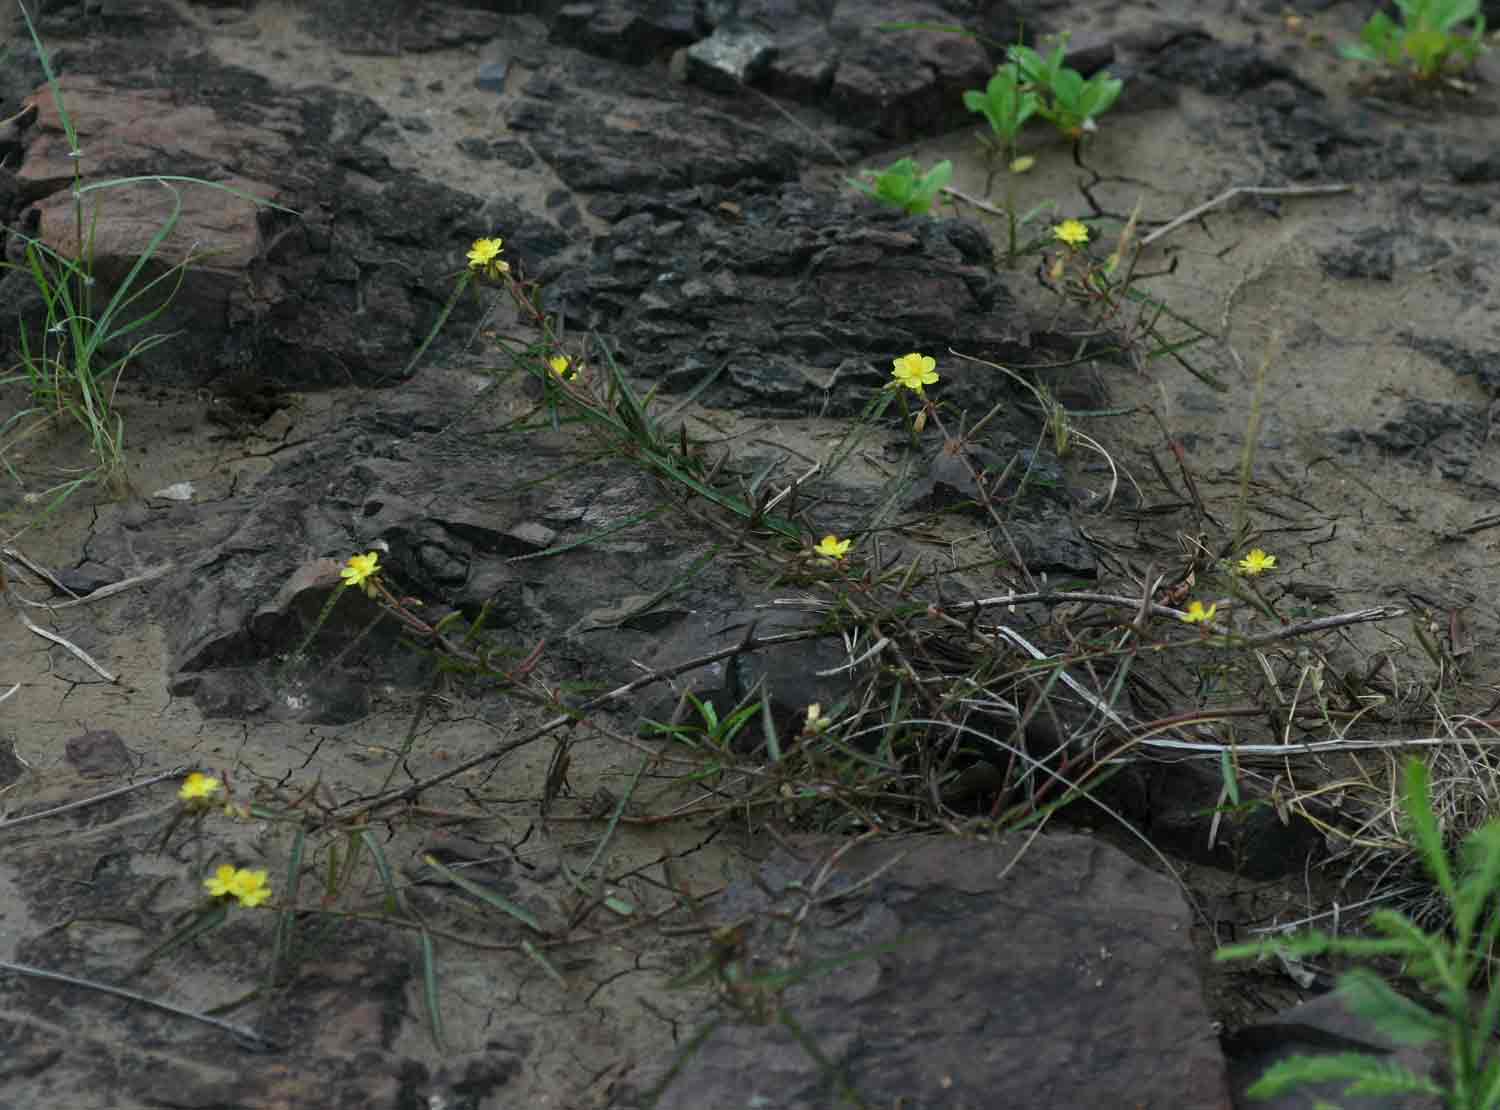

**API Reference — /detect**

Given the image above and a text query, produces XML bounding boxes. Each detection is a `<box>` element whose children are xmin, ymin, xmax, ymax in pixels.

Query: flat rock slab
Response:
<box><xmin>642</xmin><ymin>832</ymin><xmax>1231</xmax><ymax>1109</ymax></box>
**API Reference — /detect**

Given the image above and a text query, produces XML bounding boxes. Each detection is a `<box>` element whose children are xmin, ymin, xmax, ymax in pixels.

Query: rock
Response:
<box><xmin>474</xmin><ymin>60</ymin><xmax>510</xmax><ymax>92</ymax></box>
<box><xmin>550</xmin><ymin>2</ymin><xmax>701</xmax><ymax>65</ymax></box>
<box><xmin>63</xmin><ymin>729</ymin><xmax>133</xmax><ymax>777</ymax></box>
<box><xmin>640</xmin><ymin>833</ymin><xmax>1232</xmax><ymax>1108</ymax></box>
<box><xmin>54</xmin><ymin>560</ymin><xmax>125</xmax><ymax>597</ymax></box>
<box><xmin>1225</xmin><ymin>988</ymin><xmax>1444</xmax><ymax>1109</ymax></box>
<box><xmin>685</xmin><ymin>25</ymin><xmax>776</xmax><ymax>93</ymax></box>
<box><xmin>543</xmin><ymin>182</ymin><xmax>1027</xmax><ymax>416</ymax></box>
<box><xmin>0</xmin><ymin>734</ymin><xmax>24</xmax><ymax>787</ymax></box>
<box><xmin>1134</xmin><ymin>760</ymin><xmax>1324</xmax><ymax>880</ymax></box>
<box><xmin>3</xmin><ymin>67</ymin><xmax>568</xmax><ymax>388</ymax></box>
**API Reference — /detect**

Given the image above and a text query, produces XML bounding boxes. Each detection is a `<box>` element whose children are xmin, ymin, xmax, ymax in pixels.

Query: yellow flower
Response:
<box><xmin>889</xmin><ymin>352</ymin><xmax>938</xmax><ymax>394</ymax></box>
<box><xmin>204</xmin><ymin>864</ymin><xmax>239</xmax><ymax>899</ymax></box>
<box><xmin>1009</xmin><ymin>155</ymin><xmax>1036</xmax><ymax>174</ymax></box>
<box><xmin>466</xmin><ymin>237</ymin><xmax>510</xmax><ymax>280</ymax></box>
<box><xmin>813</xmin><ymin>535</ymin><xmax>851</xmax><ymax>560</ymax></box>
<box><xmin>204</xmin><ymin>865</ymin><xmax>272</xmax><ymax>907</ymax></box>
<box><xmin>549</xmin><ymin>355</ymin><xmax>575</xmax><ymax>380</ymax></box>
<box><xmin>1237</xmin><ymin>548</ymin><xmax>1277</xmax><ymax>576</ymax></box>
<box><xmin>341</xmin><ymin>551</ymin><xmax>381</xmax><ymax>593</ymax></box>
<box><xmin>1180</xmin><ymin>600</ymin><xmax>1218</xmax><ymax>624</ymax></box>
<box><xmin>229</xmin><ymin>869</ymin><xmax>272</xmax><ymax>908</ymax></box>
<box><xmin>1052</xmin><ymin>219</ymin><xmax>1090</xmax><ymax>247</ymax></box>
<box><xmin>178</xmin><ymin>771</ymin><xmax>222</xmax><ymax>803</ymax></box>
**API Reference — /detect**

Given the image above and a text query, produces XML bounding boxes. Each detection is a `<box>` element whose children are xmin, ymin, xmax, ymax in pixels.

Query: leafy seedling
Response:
<box><xmin>1007</xmin><ymin>35</ymin><xmax>1123</xmax><ymax>140</ymax></box>
<box><xmin>848</xmin><ymin>157</ymin><xmax>953</xmax><ymax>217</ymax></box>
<box><xmin>1217</xmin><ymin>757</ymin><xmax>1500</xmax><ymax>1107</ymax></box>
<box><xmin>963</xmin><ymin>65</ymin><xmax>1039</xmax><ymax>153</ymax></box>
<box><xmin>1341</xmin><ymin>0</ymin><xmax>1486</xmax><ymax>80</ymax></box>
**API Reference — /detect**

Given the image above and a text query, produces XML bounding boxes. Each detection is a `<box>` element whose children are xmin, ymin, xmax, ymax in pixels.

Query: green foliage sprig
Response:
<box><xmin>1340</xmin><ymin>0</ymin><xmax>1486</xmax><ymax>80</ymax></box>
<box><xmin>1006</xmin><ymin>35</ymin><xmax>1123</xmax><ymax>140</ymax></box>
<box><xmin>847</xmin><ymin>157</ymin><xmax>953</xmax><ymax>217</ymax></box>
<box><xmin>1217</xmin><ymin>757</ymin><xmax>1500</xmax><ymax>1108</ymax></box>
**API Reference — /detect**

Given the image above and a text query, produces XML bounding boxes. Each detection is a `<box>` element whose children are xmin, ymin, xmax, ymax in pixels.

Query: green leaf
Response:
<box><xmin>1337</xmin><ymin>969</ymin><xmax>1444</xmax><ymax>1045</ymax></box>
<box><xmin>1247</xmin><ymin>1052</ymin><xmax>1440</xmax><ymax>1098</ymax></box>
<box><xmin>421</xmin><ymin>854</ymin><xmax>544</xmax><ymax>934</ymax></box>
<box><xmin>1402</xmin><ymin>759</ymin><xmax>1456</xmax><ymax>901</ymax></box>
<box><xmin>419</xmin><ymin>928</ymin><xmax>444</xmax><ymax>1052</ymax></box>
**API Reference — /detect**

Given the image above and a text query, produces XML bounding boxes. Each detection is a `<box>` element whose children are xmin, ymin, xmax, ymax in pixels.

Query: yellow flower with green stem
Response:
<box><xmin>341</xmin><ymin>551</ymin><xmax>381</xmax><ymax>596</ymax></box>
<box><xmin>1052</xmin><ymin>219</ymin><xmax>1090</xmax><ymax>247</ymax></box>
<box><xmin>549</xmin><ymin>354</ymin><xmax>575</xmax><ymax>381</ymax></box>
<box><xmin>1237</xmin><ymin>548</ymin><xmax>1277</xmax><ymax>576</ymax></box>
<box><xmin>813</xmin><ymin>535</ymin><xmax>851</xmax><ymax>561</ymax></box>
<box><xmin>178</xmin><ymin>771</ymin><xmax>221</xmax><ymax>804</ymax></box>
<box><xmin>889</xmin><ymin>352</ymin><xmax>938</xmax><ymax>395</ymax></box>
<box><xmin>466</xmin><ymin>237</ymin><xmax>509</xmax><ymax>280</ymax></box>
<box><xmin>1180</xmin><ymin>600</ymin><xmax>1217</xmax><ymax>624</ymax></box>
<box><xmin>204</xmin><ymin>865</ymin><xmax>272</xmax><ymax>908</ymax></box>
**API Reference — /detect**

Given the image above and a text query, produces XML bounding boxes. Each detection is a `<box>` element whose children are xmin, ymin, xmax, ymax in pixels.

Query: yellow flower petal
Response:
<box><xmin>341</xmin><ymin>551</ymin><xmax>381</xmax><ymax>589</ymax></box>
<box><xmin>179</xmin><ymin>772</ymin><xmax>222</xmax><ymax>802</ymax></box>
<box><xmin>890</xmin><ymin>352</ymin><xmax>939</xmax><ymax>394</ymax></box>
<box><xmin>1237</xmin><ymin>549</ymin><xmax>1277</xmax><ymax>576</ymax></box>
<box><xmin>204</xmin><ymin>864</ymin><xmax>239</xmax><ymax>898</ymax></box>
<box><xmin>1180</xmin><ymin>600</ymin><xmax>1218</xmax><ymax>624</ymax></box>
<box><xmin>813</xmin><ymin>535</ymin><xmax>851</xmax><ymax>559</ymax></box>
<box><xmin>229</xmin><ymin>869</ymin><xmax>272</xmax><ymax>908</ymax></box>
<box><xmin>1052</xmin><ymin>219</ymin><xmax>1090</xmax><ymax>247</ymax></box>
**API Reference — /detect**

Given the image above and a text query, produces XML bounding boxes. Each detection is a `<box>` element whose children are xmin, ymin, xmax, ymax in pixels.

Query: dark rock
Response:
<box><xmin>550</xmin><ymin>1</ymin><xmax>701</xmax><ymax>65</ymax></box>
<box><xmin>0</xmin><ymin>734</ymin><xmax>23</xmax><ymax>787</ymax></box>
<box><xmin>640</xmin><ymin>833</ymin><xmax>1232</xmax><ymax>1108</ymax></box>
<box><xmin>685</xmin><ymin>24</ymin><xmax>776</xmax><ymax>93</ymax></box>
<box><xmin>1225</xmin><ymin>989</ymin><xmax>1443</xmax><ymax>1109</ymax></box>
<box><xmin>1320</xmin><ymin>228</ymin><xmax>1396</xmax><ymax>281</ymax></box>
<box><xmin>1133</xmin><ymin>760</ymin><xmax>1324</xmax><ymax>880</ymax></box>
<box><xmin>1148</xmin><ymin>32</ymin><xmax>1305</xmax><ymax>96</ymax></box>
<box><xmin>1401</xmin><ymin>334</ymin><xmax>1500</xmax><ymax>394</ymax></box>
<box><xmin>626</xmin><ymin>603</ymin><xmax>853</xmax><ymax>743</ymax></box>
<box><xmin>3</xmin><ymin>67</ymin><xmax>568</xmax><ymax>389</ymax></box>
<box><xmin>475</xmin><ymin>60</ymin><xmax>510</xmax><ymax>92</ymax></box>
<box><xmin>63</xmin><ymin>729</ymin><xmax>133</xmax><ymax>777</ymax></box>
<box><xmin>53</xmin><ymin>560</ymin><xmax>125</xmax><ymax>597</ymax></box>
<box><xmin>543</xmin><ymin>183</ymin><xmax>1027</xmax><ymax>416</ymax></box>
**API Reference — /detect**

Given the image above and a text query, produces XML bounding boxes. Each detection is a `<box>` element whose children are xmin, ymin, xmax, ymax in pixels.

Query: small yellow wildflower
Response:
<box><xmin>1180</xmin><ymin>600</ymin><xmax>1218</xmax><ymax>625</ymax></box>
<box><xmin>466</xmin><ymin>237</ymin><xmax>510</xmax><ymax>280</ymax></box>
<box><xmin>341</xmin><ymin>551</ymin><xmax>381</xmax><ymax>594</ymax></box>
<box><xmin>204</xmin><ymin>864</ymin><xmax>239</xmax><ymax>899</ymax></box>
<box><xmin>1052</xmin><ymin>219</ymin><xmax>1090</xmax><ymax>247</ymax></box>
<box><xmin>1237</xmin><ymin>548</ymin><xmax>1277</xmax><ymax>576</ymax></box>
<box><xmin>813</xmin><ymin>535</ymin><xmax>851</xmax><ymax>560</ymax></box>
<box><xmin>1009</xmin><ymin>155</ymin><xmax>1036</xmax><ymax>174</ymax></box>
<box><xmin>178</xmin><ymin>771</ymin><xmax>222</xmax><ymax>804</ymax></box>
<box><xmin>230</xmin><ymin>869</ymin><xmax>272</xmax><ymax>908</ymax></box>
<box><xmin>549</xmin><ymin>355</ymin><xmax>575</xmax><ymax>380</ymax></box>
<box><xmin>204</xmin><ymin>865</ymin><xmax>272</xmax><ymax>907</ymax></box>
<box><xmin>889</xmin><ymin>352</ymin><xmax>938</xmax><ymax>395</ymax></box>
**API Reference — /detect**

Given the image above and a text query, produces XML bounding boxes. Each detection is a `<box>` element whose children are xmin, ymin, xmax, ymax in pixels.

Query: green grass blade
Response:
<box><xmin>269</xmin><ymin>827</ymin><xmax>307</xmax><ymax>983</ymax></box>
<box><xmin>420</xmin><ymin>853</ymin><xmax>543</xmax><ymax>934</ymax></box>
<box><xmin>419</xmin><ymin>928</ymin><xmax>444</xmax><ymax>1052</ymax></box>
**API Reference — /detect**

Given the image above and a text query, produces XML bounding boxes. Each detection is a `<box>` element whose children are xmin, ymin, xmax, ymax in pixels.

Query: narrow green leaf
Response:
<box><xmin>421</xmin><ymin>854</ymin><xmax>543</xmax><ymax>934</ymax></box>
<box><xmin>419</xmin><ymin>928</ymin><xmax>444</xmax><ymax>1052</ymax></box>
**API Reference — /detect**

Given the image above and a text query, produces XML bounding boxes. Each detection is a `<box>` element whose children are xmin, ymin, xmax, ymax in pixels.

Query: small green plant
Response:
<box><xmin>1217</xmin><ymin>757</ymin><xmax>1500</xmax><ymax>1107</ymax></box>
<box><xmin>1340</xmin><ymin>0</ymin><xmax>1486</xmax><ymax>80</ymax></box>
<box><xmin>963</xmin><ymin>65</ymin><xmax>1038</xmax><ymax>162</ymax></box>
<box><xmin>1006</xmin><ymin>34</ymin><xmax>1123</xmax><ymax>140</ymax></box>
<box><xmin>1</xmin><ymin>0</ymin><xmax>287</xmax><ymax>505</ymax></box>
<box><xmin>847</xmin><ymin>157</ymin><xmax>952</xmax><ymax>216</ymax></box>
